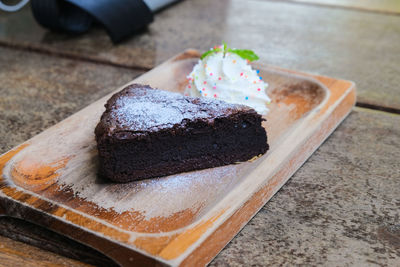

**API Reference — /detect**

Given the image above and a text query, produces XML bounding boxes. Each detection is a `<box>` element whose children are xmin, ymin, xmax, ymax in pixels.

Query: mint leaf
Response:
<box><xmin>200</xmin><ymin>47</ymin><xmax>222</xmax><ymax>59</ymax></box>
<box><xmin>200</xmin><ymin>44</ymin><xmax>259</xmax><ymax>62</ymax></box>
<box><xmin>228</xmin><ymin>49</ymin><xmax>259</xmax><ymax>62</ymax></box>
<box><xmin>200</xmin><ymin>49</ymin><xmax>214</xmax><ymax>59</ymax></box>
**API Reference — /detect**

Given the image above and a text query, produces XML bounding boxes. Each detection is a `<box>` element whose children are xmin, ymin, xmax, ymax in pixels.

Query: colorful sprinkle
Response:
<box><xmin>214</xmin><ymin>94</ymin><xmax>217</xmax><ymax>98</ymax></box>
<box><xmin>210</xmin><ymin>73</ymin><xmax>213</xmax><ymax>76</ymax></box>
<box><xmin>259</xmin><ymin>76</ymin><xmax>262</xmax><ymax>80</ymax></box>
<box><xmin>204</xmin><ymin>93</ymin><xmax>207</xmax><ymax>96</ymax></box>
<box><xmin>257</xmin><ymin>88</ymin><xmax>261</xmax><ymax>91</ymax></box>
<box><xmin>218</xmin><ymin>77</ymin><xmax>222</xmax><ymax>80</ymax></box>
<box><xmin>240</xmin><ymin>72</ymin><xmax>243</xmax><ymax>76</ymax></box>
<box><xmin>245</xmin><ymin>96</ymin><xmax>249</xmax><ymax>100</ymax></box>
<box><xmin>253</xmin><ymin>81</ymin><xmax>257</xmax><ymax>84</ymax></box>
<box><xmin>188</xmin><ymin>85</ymin><xmax>191</xmax><ymax>88</ymax></box>
<box><xmin>199</xmin><ymin>90</ymin><xmax>202</xmax><ymax>93</ymax></box>
<box><xmin>256</xmin><ymin>70</ymin><xmax>260</xmax><ymax>74</ymax></box>
<box><xmin>203</xmin><ymin>81</ymin><xmax>207</xmax><ymax>85</ymax></box>
<box><xmin>213</xmin><ymin>86</ymin><xmax>217</xmax><ymax>89</ymax></box>
<box><xmin>202</xmin><ymin>88</ymin><xmax>206</xmax><ymax>91</ymax></box>
<box><xmin>245</xmin><ymin>75</ymin><xmax>248</xmax><ymax>79</ymax></box>
<box><xmin>232</xmin><ymin>60</ymin><xmax>236</xmax><ymax>64</ymax></box>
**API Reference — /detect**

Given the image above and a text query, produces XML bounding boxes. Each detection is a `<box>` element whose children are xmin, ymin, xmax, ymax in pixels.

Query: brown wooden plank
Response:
<box><xmin>1</xmin><ymin>0</ymin><xmax>399</xmax><ymax>109</ymax></box>
<box><xmin>0</xmin><ymin>107</ymin><xmax>398</xmax><ymax>266</ymax></box>
<box><xmin>210</xmin><ymin>107</ymin><xmax>400</xmax><ymax>266</ymax></box>
<box><xmin>0</xmin><ymin>234</ymin><xmax>91</xmax><ymax>267</ymax></box>
<box><xmin>279</xmin><ymin>0</ymin><xmax>400</xmax><ymax>14</ymax></box>
<box><xmin>0</xmin><ymin>216</ymin><xmax>117</xmax><ymax>266</ymax></box>
<box><xmin>0</xmin><ymin>50</ymin><xmax>355</xmax><ymax>265</ymax></box>
<box><xmin>0</xmin><ymin>46</ymin><xmax>143</xmax><ymax>266</ymax></box>
<box><xmin>0</xmin><ymin>2</ymin><xmax>398</xmax><ymax>263</ymax></box>
<box><xmin>0</xmin><ymin>47</ymin><xmax>143</xmax><ymax>154</ymax></box>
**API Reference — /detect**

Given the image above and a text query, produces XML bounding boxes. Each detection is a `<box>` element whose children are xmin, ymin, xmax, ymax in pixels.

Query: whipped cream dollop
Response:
<box><xmin>185</xmin><ymin>49</ymin><xmax>271</xmax><ymax>115</ymax></box>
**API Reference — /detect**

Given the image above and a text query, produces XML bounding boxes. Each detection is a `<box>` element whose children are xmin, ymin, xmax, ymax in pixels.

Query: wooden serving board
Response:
<box><xmin>0</xmin><ymin>50</ymin><xmax>356</xmax><ymax>266</ymax></box>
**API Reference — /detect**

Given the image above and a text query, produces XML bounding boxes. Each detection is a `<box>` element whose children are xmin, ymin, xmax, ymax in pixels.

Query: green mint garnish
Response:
<box><xmin>200</xmin><ymin>48</ymin><xmax>222</xmax><ymax>59</ymax></box>
<box><xmin>200</xmin><ymin>43</ymin><xmax>259</xmax><ymax>62</ymax></box>
<box><xmin>227</xmin><ymin>49</ymin><xmax>259</xmax><ymax>62</ymax></box>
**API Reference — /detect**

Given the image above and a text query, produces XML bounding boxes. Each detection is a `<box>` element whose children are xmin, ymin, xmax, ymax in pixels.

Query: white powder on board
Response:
<box><xmin>57</xmin><ymin>149</ymin><xmax>247</xmax><ymax>219</ymax></box>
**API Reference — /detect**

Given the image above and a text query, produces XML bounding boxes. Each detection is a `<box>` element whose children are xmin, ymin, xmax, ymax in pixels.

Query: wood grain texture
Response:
<box><xmin>0</xmin><ymin>234</ymin><xmax>91</xmax><ymax>267</ymax></box>
<box><xmin>211</xmin><ymin>107</ymin><xmax>400</xmax><ymax>266</ymax></box>
<box><xmin>279</xmin><ymin>0</ymin><xmax>400</xmax><ymax>14</ymax></box>
<box><xmin>0</xmin><ymin>46</ymin><xmax>143</xmax><ymax>153</ymax></box>
<box><xmin>0</xmin><ymin>216</ymin><xmax>116</xmax><ymax>266</ymax></box>
<box><xmin>0</xmin><ymin>0</ymin><xmax>398</xmax><ymax>110</ymax></box>
<box><xmin>0</xmin><ymin>50</ymin><xmax>355</xmax><ymax>266</ymax></box>
<box><xmin>1</xmin><ymin>108</ymin><xmax>398</xmax><ymax>266</ymax></box>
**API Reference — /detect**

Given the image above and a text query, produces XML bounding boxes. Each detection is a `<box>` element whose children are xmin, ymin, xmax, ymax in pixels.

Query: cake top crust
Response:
<box><xmin>96</xmin><ymin>84</ymin><xmax>255</xmax><ymax>137</ymax></box>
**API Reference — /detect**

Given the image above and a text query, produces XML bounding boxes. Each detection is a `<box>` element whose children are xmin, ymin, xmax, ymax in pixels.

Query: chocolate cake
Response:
<box><xmin>95</xmin><ymin>84</ymin><xmax>268</xmax><ymax>182</ymax></box>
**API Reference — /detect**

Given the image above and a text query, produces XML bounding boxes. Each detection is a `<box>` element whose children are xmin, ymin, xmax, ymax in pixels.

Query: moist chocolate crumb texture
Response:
<box><xmin>95</xmin><ymin>84</ymin><xmax>269</xmax><ymax>182</ymax></box>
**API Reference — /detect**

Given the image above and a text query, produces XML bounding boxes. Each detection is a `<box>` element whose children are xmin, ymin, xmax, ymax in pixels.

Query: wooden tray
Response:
<box><xmin>0</xmin><ymin>50</ymin><xmax>356</xmax><ymax>266</ymax></box>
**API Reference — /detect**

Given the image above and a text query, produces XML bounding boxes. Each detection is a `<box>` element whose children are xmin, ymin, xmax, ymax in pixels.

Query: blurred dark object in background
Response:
<box><xmin>0</xmin><ymin>0</ymin><xmax>180</xmax><ymax>43</ymax></box>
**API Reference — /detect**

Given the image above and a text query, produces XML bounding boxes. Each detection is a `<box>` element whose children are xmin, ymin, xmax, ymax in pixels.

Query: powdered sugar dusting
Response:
<box><xmin>115</xmin><ymin>100</ymin><xmax>185</xmax><ymax>130</ymax></box>
<box><xmin>61</xmin><ymin>161</ymin><xmax>245</xmax><ymax>219</ymax></box>
<box><xmin>109</xmin><ymin>86</ymin><xmax>246</xmax><ymax>132</ymax></box>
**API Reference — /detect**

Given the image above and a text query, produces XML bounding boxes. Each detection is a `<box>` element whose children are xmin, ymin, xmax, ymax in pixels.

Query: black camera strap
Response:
<box><xmin>30</xmin><ymin>0</ymin><xmax>154</xmax><ymax>43</ymax></box>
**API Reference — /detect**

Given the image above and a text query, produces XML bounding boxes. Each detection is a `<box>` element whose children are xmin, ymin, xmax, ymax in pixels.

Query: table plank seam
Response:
<box><xmin>0</xmin><ymin>40</ymin><xmax>152</xmax><ymax>72</ymax></box>
<box><xmin>262</xmin><ymin>0</ymin><xmax>400</xmax><ymax>16</ymax></box>
<box><xmin>356</xmin><ymin>102</ymin><xmax>400</xmax><ymax>115</ymax></box>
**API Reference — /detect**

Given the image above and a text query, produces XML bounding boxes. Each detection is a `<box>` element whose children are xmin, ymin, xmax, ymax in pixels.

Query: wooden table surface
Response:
<box><xmin>0</xmin><ymin>0</ymin><xmax>399</xmax><ymax>266</ymax></box>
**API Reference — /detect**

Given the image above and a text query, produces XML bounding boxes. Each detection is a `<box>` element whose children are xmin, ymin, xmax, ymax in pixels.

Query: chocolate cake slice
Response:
<box><xmin>95</xmin><ymin>84</ymin><xmax>268</xmax><ymax>182</ymax></box>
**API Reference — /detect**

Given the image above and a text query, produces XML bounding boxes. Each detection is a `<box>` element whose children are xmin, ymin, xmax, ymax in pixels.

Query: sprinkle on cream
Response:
<box><xmin>185</xmin><ymin>50</ymin><xmax>271</xmax><ymax>115</ymax></box>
